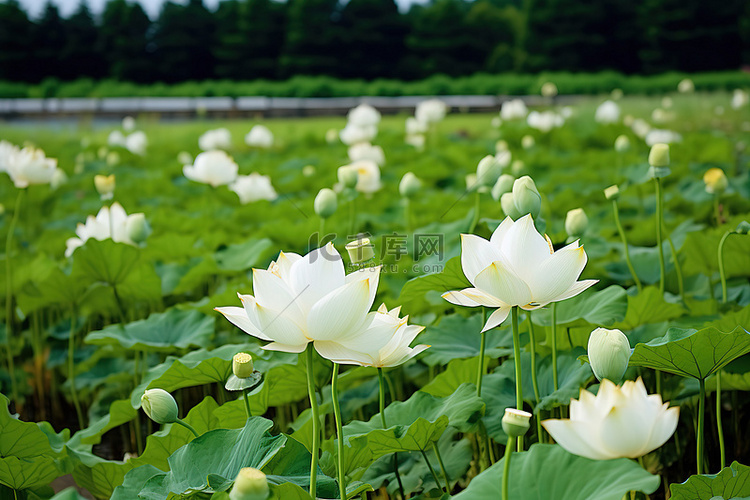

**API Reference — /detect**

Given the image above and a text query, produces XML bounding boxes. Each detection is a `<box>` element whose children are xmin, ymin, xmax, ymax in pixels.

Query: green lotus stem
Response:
<box><xmin>477</xmin><ymin>307</ymin><xmax>487</xmax><ymax>397</ymax></box>
<box><xmin>4</xmin><ymin>188</ymin><xmax>24</xmax><ymax>404</ymax></box>
<box><xmin>420</xmin><ymin>449</ymin><xmax>446</xmax><ymax>493</ymax></box>
<box><xmin>433</xmin><ymin>441</ymin><xmax>450</xmax><ymax>492</ymax></box>
<box><xmin>68</xmin><ymin>307</ymin><xmax>84</xmax><ymax>429</ymax></box>
<box><xmin>716</xmin><ymin>371</ymin><xmax>725</xmax><ymax>470</ymax></box>
<box><xmin>378</xmin><ymin>367</ymin><xmax>405</xmax><ymax>500</ymax></box>
<box><xmin>612</xmin><ymin>199</ymin><xmax>642</xmax><ymax>292</ymax></box>
<box><xmin>718</xmin><ymin>231</ymin><xmax>733</xmax><ymax>303</ymax></box>
<box><xmin>348</xmin><ymin>198</ymin><xmax>356</xmax><ymax>235</ymax></box>
<box><xmin>526</xmin><ymin>312</ymin><xmax>543</xmax><ymax>442</ymax></box>
<box><xmin>654</xmin><ymin>178</ymin><xmax>666</xmax><ymax>294</ymax></box>
<box><xmin>552</xmin><ymin>302</ymin><xmax>558</xmax><ymax>392</ymax></box>
<box><xmin>502</xmin><ymin>437</ymin><xmax>513</xmax><ymax>500</ymax></box>
<box><xmin>511</xmin><ymin>306</ymin><xmax>524</xmax><ymax>451</ymax></box>
<box><xmin>305</xmin><ymin>344</ymin><xmax>321</xmax><ymax>498</ymax></box>
<box><xmin>655</xmin><ymin>370</ymin><xmax>661</xmax><ymax>397</ymax></box>
<box><xmin>175</xmin><ymin>418</ymin><xmax>200</xmax><ymax>438</ymax></box>
<box><xmin>713</xmin><ymin>196</ymin><xmax>721</xmax><ymax>226</ymax></box>
<box><xmin>242</xmin><ymin>388</ymin><xmax>251</xmax><ymax>419</ymax></box>
<box><xmin>319</xmin><ymin>218</ymin><xmax>325</xmax><ymax>244</ymax></box>
<box><xmin>469</xmin><ymin>191</ymin><xmax>481</xmax><ymax>234</ymax></box>
<box><xmin>404</xmin><ymin>197</ymin><xmax>412</xmax><ymax>232</ymax></box>
<box><xmin>331</xmin><ymin>363</ymin><xmax>347</xmax><ymax>500</ymax></box>
<box><xmin>666</xmin><ymin>235</ymin><xmax>684</xmax><ymax>301</ymax></box>
<box><xmin>697</xmin><ymin>377</ymin><xmax>706</xmax><ymax>475</ymax></box>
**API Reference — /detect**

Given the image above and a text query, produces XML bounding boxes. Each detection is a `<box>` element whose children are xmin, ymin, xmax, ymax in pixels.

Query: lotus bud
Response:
<box><xmin>495</xmin><ymin>140</ymin><xmax>509</xmax><ymax>153</ymax></box>
<box><xmin>587</xmin><ymin>328</ymin><xmax>631</xmax><ymax>383</ymax></box>
<box><xmin>0</xmin><ymin>204</ymin><xmax>5</xmax><ymax>216</ymax></box>
<box><xmin>703</xmin><ymin>168</ymin><xmax>728</xmax><ymax>195</ymax></box>
<box><xmin>648</xmin><ymin>143</ymin><xmax>671</xmax><ymax>179</ymax></box>
<box><xmin>399</xmin><ymin>172</ymin><xmax>421</xmax><ymax>198</ymax></box>
<box><xmin>122</xmin><ymin>116</ymin><xmax>136</xmax><ymax>131</ymax></box>
<box><xmin>614</xmin><ymin>135</ymin><xmax>630</xmax><ymax>153</ymax></box>
<box><xmin>678</xmin><ymin>78</ymin><xmax>694</xmax><ymax>93</ymax></box>
<box><xmin>502</xmin><ymin>408</ymin><xmax>532</xmax><ymax>438</ymax></box>
<box><xmin>314</xmin><ymin>188</ymin><xmax>338</xmax><ymax>218</ymax></box>
<box><xmin>610</xmin><ymin>88</ymin><xmax>623</xmax><ymax>100</ymax></box>
<box><xmin>302</xmin><ymin>165</ymin><xmax>316</xmax><ymax>177</ymax></box>
<box><xmin>604</xmin><ymin>185</ymin><xmax>620</xmax><ymax>201</ymax></box>
<box><xmin>126</xmin><ymin>213</ymin><xmax>151</xmax><ymax>244</ymax></box>
<box><xmin>229</xmin><ymin>467</ymin><xmax>269</xmax><ymax>500</ymax></box>
<box><xmin>141</xmin><ymin>388</ymin><xmax>178</xmax><ymax>424</ymax></box>
<box><xmin>491</xmin><ymin>174</ymin><xmax>515</xmax><ymax>202</ymax></box>
<box><xmin>346</xmin><ymin>237</ymin><xmax>375</xmax><ymax>264</ymax></box>
<box><xmin>325</xmin><ymin>128</ymin><xmax>338</xmax><ymax>144</ymax></box>
<box><xmin>565</xmin><ymin>208</ymin><xmax>588</xmax><ymax>238</ymax></box>
<box><xmin>736</xmin><ymin>221</ymin><xmax>750</xmax><ymax>235</ymax></box>
<box><xmin>233</xmin><ymin>352</ymin><xmax>254</xmax><ymax>379</ymax></box>
<box><xmin>95</xmin><ymin>174</ymin><xmax>116</xmax><ymax>200</ymax></box>
<box><xmin>476</xmin><ymin>155</ymin><xmax>502</xmax><ymax>187</ymax></box>
<box><xmin>465</xmin><ymin>173</ymin><xmax>478</xmax><ymax>191</ymax></box>
<box><xmin>541</xmin><ymin>82</ymin><xmax>558</xmax><ymax>98</ymax></box>
<box><xmin>51</xmin><ymin>169</ymin><xmax>67</xmax><ymax>190</ymax></box>
<box><xmin>511</xmin><ymin>160</ymin><xmax>525</xmax><ymax>176</ymax></box>
<box><xmin>521</xmin><ymin>135</ymin><xmax>535</xmax><ymax>150</ymax></box>
<box><xmin>511</xmin><ymin>176</ymin><xmax>542</xmax><ymax>219</ymax></box>
<box><xmin>500</xmin><ymin>192</ymin><xmax>521</xmax><ymax>219</ymax></box>
<box><xmin>97</xmin><ymin>147</ymin><xmax>108</xmax><ymax>159</ymax></box>
<box><xmin>661</xmin><ymin>97</ymin><xmax>673</xmax><ymax>109</ymax></box>
<box><xmin>338</xmin><ymin>166</ymin><xmax>358</xmax><ymax>189</ymax></box>
<box><xmin>106</xmin><ymin>151</ymin><xmax>120</xmax><ymax>167</ymax></box>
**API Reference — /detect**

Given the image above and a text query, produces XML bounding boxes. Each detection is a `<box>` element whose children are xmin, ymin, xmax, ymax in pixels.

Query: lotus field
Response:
<box><xmin>1</xmin><ymin>88</ymin><xmax>750</xmax><ymax>500</ymax></box>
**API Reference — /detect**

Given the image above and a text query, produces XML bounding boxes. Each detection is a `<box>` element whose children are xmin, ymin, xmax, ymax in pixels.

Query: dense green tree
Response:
<box><xmin>337</xmin><ymin>0</ymin><xmax>407</xmax><ymax>79</ymax></box>
<box><xmin>32</xmin><ymin>2</ymin><xmax>67</xmax><ymax>81</ymax></box>
<box><xmin>279</xmin><ymin>0</ymin><xmax>341</xmax><ymax>77</ymax></box>
<box><xmin>99</xmin><ymin>0</ymin><xmax>153</xmax><ymax>82</ymax></box>
<box><xmin>0</xmin><ymin>0</ymin><xmax>35</xmax><ymax>82</ymax></box>
<box><xmin>59</xmin><ymin>1</ymin><xmax>105</xmax><ymax>80</ymax></box>
<box><xmin>214</xmin><ymin>0</ymin><xmax>284</xmax><ymax>80</ymax></box>
<box><xmin>464</xmin><ymin>0</ymin><xmax>521</xmax><ymax>72</ymax></box>
<box><xmin>152</xmin><ymin>0</ymin><xmax>216</xmax><ymax>82</ymax></box>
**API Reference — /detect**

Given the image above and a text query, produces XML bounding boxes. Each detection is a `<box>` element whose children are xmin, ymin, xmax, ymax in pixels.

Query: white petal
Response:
<box><xmin>527</xmin><ymin>243</ymin><xmax>588</xmax><ymax>305</ymax></box>
<box><xmin>644</xmin><ymin>406</ymin><xmax>679</xmax><ymax>454</ymax></box>
<box><xmin>346</xmin><ymin>265</ymin><xmax>381</xmax><ymax>309</ymax></box>
<box><xmin>460</xmin><ymin>234</ymin><xmax>503</xmax><ymax>285</ymax></box>
<box><xmin>474</xmin><ymin>260</ymin><xmax>532</xmax><ymax>307</ymax></box>
<box><xmin>255</xmin><ymin>302</ymin><xmax>309</xmax><ymax>346</ymax></box>
<box><xmin>542</xmin><ymin>419</ymin><xmax>615</xmax><ymax>460</ymax></box>
<box><xmin>442</xmin><ymin>288</ymin><xmax>505</xmax><ymax>308</ymax></box>
<box><xmin>499</xmin><ymin>214</ymin><xmax>552</xmax><ymax>280</ymax></box>
<box><xmin>489</xmin><ymin>216</ymin><xmax>514</xmax><ymax>246</ymax></box>
<box><xmin>262</xmin><ymin>342</ymin><xmax>308</xmax><ymax>353</ymax></box>
<box><xmin>549</xmin><ymin>280</ymin><xmax>598</xmax><ymax>303</ymax></box>
<box><xmin>314</xmin><ymin>340</ymin><xmax>375</xmax><ymax>366</ymax></box>
<box><xmin>252</xmin><ymin>269</ymin><xmax>304</xmax><ymax>322</ymax></box>
<box><xmin>307</xmin><ymin>279</ymin><xmax>372</xmax><ymax>341</ymax></box>
<box><xmin>214</xmin><ymin>305</ymin><xmax>272</xmax><ymax>341</ymax></box>
<box><xmin>378</xmin><ymin>343</ymin><xmax>430</xmax><ymax>368</ymax></box>
<box><xmin>289</xmin><ymin>242</ymin><xmax>346</xmax><ymax>311</ymax></box>
<box><xmin>482</xmin><ymin>307</ymin><xmax>510</xmax><ymax>331</ymax></box>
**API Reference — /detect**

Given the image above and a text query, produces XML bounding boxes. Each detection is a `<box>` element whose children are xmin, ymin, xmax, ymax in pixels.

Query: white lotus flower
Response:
<box><xmin>500</xmin><ymin>99</ymin><xmax>528</xmax><ymax>121</ymax></box>
<box><xmin>442</xmin><ymin>214</ymin><xmax>597</xmax><ymax>331</ymax></box>
<box><xmin>122</xmin><ymin>116</ymin><xmax>136</xmax><ymax>132</ymax></box>
<box><xmin>108</xmin><ymin>130</ymin><xmax>126</xmax><ymax>147</ymax></box>
<box><xmin>405</xmin><ymin>134</ymin><xmax>425</xmax><ymax>150</ymax></box>
<box><xmin>527</xmin><ymin>110</ymin><xmax>564</xmax><ymax>132</ymax></box>
<box><xmin>406</xmin><ymin>117</ymin><xmax>429</xmax><ymax>135</ymax></box>
<box><xmin>338</xmin><ymin>160</ymin><xmax>381</xmax><ymax>194</ymax></box>
<box><xmin>645</xmin><ymin>129</ymin><xmax>682</xmax><ymax>147</ymax></box>
<box><xmin>315</xmin><ymin>304</ymin><xmax>429</xmax><ymax>368</ymax></box>
<box><xmin>340</xmin><ymin>123</ymin><xmax>378</xmax><ymax>146</ymax></box>
<box><xmin>215</xmin><ymin>243</ymin><xmax>387</xmax><ymax>355</ymax></box>
<box><xmin>731</xmin><ymin>89</ymin><xmax>748</xmax><ymax>110</ymax></box>
<box><xmin>199</xmin><ymin>128</ymin><xmax>232</xmax><ymax>151</ymax></box>
<box><xmin>347</xmin><ymin>104</ymin><xmax>381</xmax><ymax>128</ymax></box>
<box><xmin>230</xmin><ymin>173</ymin><xmax>278</xmax><ymax>204</ymax></box>
<box><xmin>348</xmin><ymin>142</ymin><xmax>385</xmax><ymax>166</ymax></box>
<box><xmin>631</xmin><ymin>119</ymin><xmax>651</xmax><ymax>139</ymax></box>
<box><xmin>0</xmin><ymin>140</ymin><xmax>20</xmax><ymax>172</ymax></box>
<box><xmin>415</xmin><ymin>99</ymin><xmax>448</xmax><ymax>124</ymax></box>
<box><xmin>595</xmin><ymin>100</ymin><xmax>620</xmax><ymax>124</ymax></box>
<box><xmin>5</xmin><ymin>147</ymin><xmax>58</xmax><ymax>188</ymax></box>
<box><xmin>677</xmin><ymin>79</ymin><xmax>694</xmax><ymax>93</ymax></box>
<box><xmin>125</xmin><ymin>131</ymin><xmax>147</xmax><ymax>156</ymax></box>
<box><xmin>183</xmin><ymin>150</ymin><xmax>239</xmax><ymax>187</ymax></box>
<box><xmin>542</xmin><ymin>378</ymin><xmax>679</xmax><ymax>460</ymax></box>
<box><xmin>245</xmin><ymin>125</ymin><xmax>274</xmax><ymax>149</ymax></box>
<box><xmin>65</xmin><ymin>202</ymin><xmax>144</xmax><ymax>257</ymax></box>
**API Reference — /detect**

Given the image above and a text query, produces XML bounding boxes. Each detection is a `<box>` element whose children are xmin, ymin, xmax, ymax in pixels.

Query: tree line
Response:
<box><xmin>1</xmin><ymin>0</ymin><xmax>748</xmax><ymax>84</ymax></box>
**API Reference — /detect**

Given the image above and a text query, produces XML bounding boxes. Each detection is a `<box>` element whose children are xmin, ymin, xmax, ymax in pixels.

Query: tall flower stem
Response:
<box><xmin>378</xmin><ymin>368</ymin><xmax>405</xmax><ymax>499</ymax></box>
<box><xmin>305</xmin><ymin>344</ymin><xmax>321</xmax><ymax>498</ymax></box>
<box><xmin>242</xmin><ymin>388</ymin><xmax>251</xmax><ymax>419</ymax></box>
<box><xmin>718</xmin><ymin>231</ymin><xmax>733</xmax><ymax>303</ymax></box>
<box><xmin>526</xmin><ymin>312</ymin><xmax>543</xmax><ymax>442</ymax></box>
<box><xmin>433</xmin><ymin>442</ymin><xmax>450</xmax><ymax>492</ymax></box>
<box><xmin>420</xmin><ymin>449</ymin><xmax>446</xmax><ymax>493</ymax></box>
<box><xmin>4</xmin><ymin>188</ymin><xmax>24</xmax><ymax>404</ymax></box>
<box><xmin>476</xmin><ymin>307</ymin><xmax>487</xmax><ymax>397</ymax></box>
<box><xmin>68</xmin><ymin>306</ymin><xmax>84</xmax><ymax>429</ymax></box>
<box><xmin>666</xmin><ymin>235</ymin><xmax>684</xmax><ymax>302</ymax></box>
<box><xmin>174</xmin><ymin>418</ymin><xmax>199</xmax><ymax>438</ymax></box>
<box><xmin>697</xmin><ymin>377</ymin><xmax>706</xmax><ymax>475</ymax></box>
<box><xmin>469</xmin><ymin>191</ymin><xmax>480</xmax><ymax>234</ymax></box>
<box><xmin>716</xmin><ymin>371</ymin><xmax>726</xmax><ymax>470</ymax></box>
<box><xmin>654</xmin><ymin>178</ymin><xmax>666</xmax><ymax>294</ymax></box>
<box><xmin>612</xmin><ymin>199</ymin><xmax>642</xmax><ymax>292</ymax></box>
<box><xmin>502</xmin><ymin>437</ymin><xmax>514</xmax><ymax>500</ymax></box>
<box><xmin>551</xmin><ymin>302</ymin><xmax>558</xmax><ymax>392</ymax></box>
<box><xmin>511</xmin><ymin>306</ymin><xmax>524</xmax><ymax>451</ymax></box>
<box><xmin>331</xmin><ymin>363</ymin><xmax>347</xmax><ymax>500</ymax></box>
